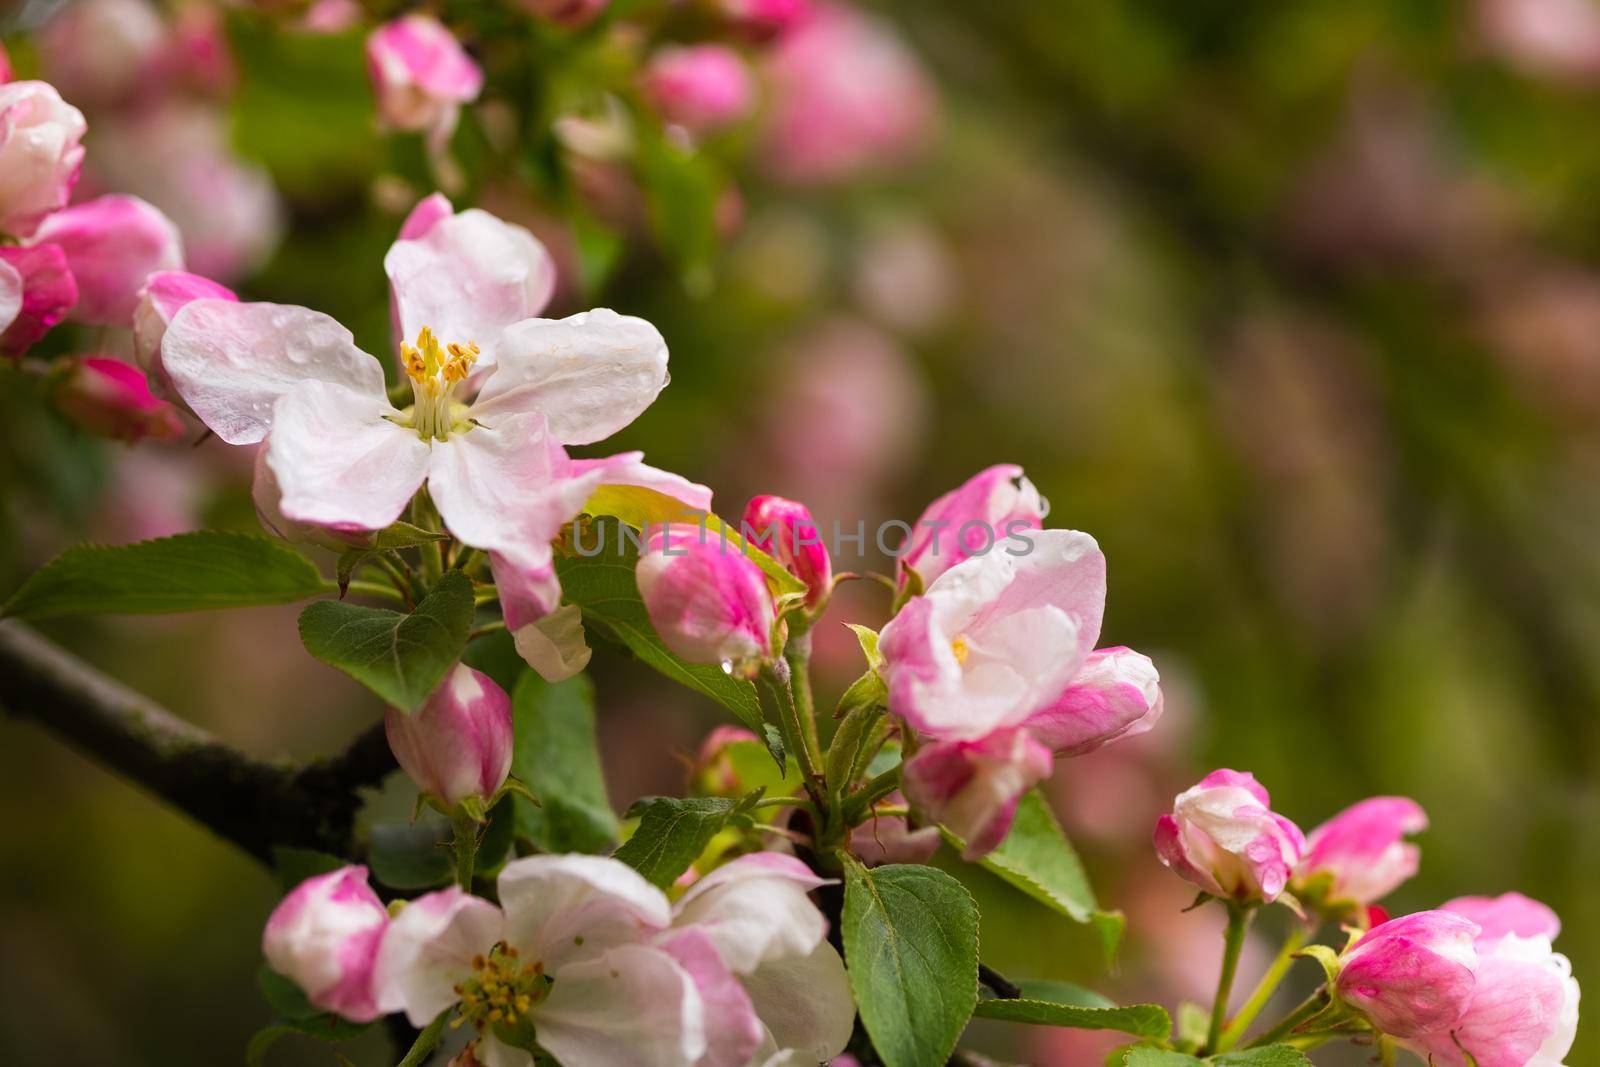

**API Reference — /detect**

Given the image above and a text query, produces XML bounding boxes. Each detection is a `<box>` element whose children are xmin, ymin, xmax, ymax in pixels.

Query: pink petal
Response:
<box><xmin>901</xmin><ymin>729</ymin><xmax>1053</xmax><ymax>859</ymax></box>
<box><xmin>657</xmin><ymin>927</ymin><xmax>763</xmax><ymax>1067</ymax></box>
<box><xmin>372</xmin><ymin>887</ymin><xmax>505</xmax><ymax>1027</ymax></box>
<box><xmin>534</xmin><ymin>943</ymin><xmax>707</xmax><ymax>1067</ymax></box>
<box><xmin>32</xmin><ymin>194</ymin><xmax>183</xmax><ymax>326</ymax></box>
<box><xmin>0</xmin><ymin>243</ymin><xmax>76</xmax><ymax>357</ymax></box>
<box><xmin>1442</xmin><ymin>892</ymin><xmax>1563</xmax><ymax>944</ymax></box>
<box><xmin>1023</xmin><ymin>646</ymin><xmax>1163</xmax><ymax>756</ymax></box>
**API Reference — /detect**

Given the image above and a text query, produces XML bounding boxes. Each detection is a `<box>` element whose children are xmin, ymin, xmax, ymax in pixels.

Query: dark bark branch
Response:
<box><xmin>978</xmin><ymin>961</ymin><xmax>1023</xmax><ymax>1000</ymax></box>
<box><xmin>0</xmin><ymin>620</ymin><xmax>393</xmax><ymax>866</ymax></box>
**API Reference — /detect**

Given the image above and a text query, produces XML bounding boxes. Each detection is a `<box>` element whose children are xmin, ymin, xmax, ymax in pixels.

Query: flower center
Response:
<box><xmin>950</xmin><ymin>634</ymin><xmax>971</xmax><ymax>666</ymax></box>
<box><xmin>451</xmin><ymin>942</ymin><xmax>551</xmax><ymax>1036</ymax></box>
<box><xmin>401</xmin><ymin>325</ymin><xmax>478</xmax><ymax>440</ymax></box>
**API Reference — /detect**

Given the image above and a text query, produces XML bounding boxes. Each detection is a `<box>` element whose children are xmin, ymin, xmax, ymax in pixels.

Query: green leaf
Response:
<box><xmin>948</xmin><ymin>789</ymin><xmax>1098</xmax><ymax>922</ymax></box>
<box><xmin>846</xmin><ymin>623</ymin><xmax>883</xmax><ymax>669</ymax></box>
<box><xmin>973</xmin><ymin>992</ymin><xmax>1170</xmax><ymax>1040</ymax></box>
<box><xmin>1210</xmin><ymin>1048</ymin><xmax>1315</xmax><ymax>1066</ymax></box>
<box><xmin>613</xmin><ymin>795</ymin><xmax>745</xmax><ymax>886</ymax></box>
<box><xmin>511</xmin><ymin>670</ymin><xmax>619</xmax><ymax>853</ymax></box>
<box><xmin>369</xmin><ymin>819</ymin><xmax>454</xmax><ymax>890</ymax></box>
<box><xmin>3</xmin><ymin>532</ymin><xmax>330</xmax><ymax>619</ymax></box>
<box><xmin>1122</xmin><ymin>1049</ymin><xmax>1203</xmax><ymax>1067</ymax></box>
<box><xmin>556</xmin><ymin>519</ymin><xmax>766</xmax><ymax>733</ymax></box>
<box><xmin>298</xmin><ymin>570</ymin><xmax>473</xmax><ymax>711</ymax></box>
<box><xmin>335</xmin><ymin>523</ymin><xmax>450</xmax><ymax>594</ymax></box>
<box><xmin>270</xmin><ymin>847</ymin><xmax>346</xmax><ymax>893</ymax></box>
<box><xmin>842</xmin><ymin>859</ymin><xmax>979</xmax><ymax>1067</ymax></box>
<box><xmin>395</xmin><ymin>1011</ymin><xmax>450</xmax><ymax>1067</ymax></box>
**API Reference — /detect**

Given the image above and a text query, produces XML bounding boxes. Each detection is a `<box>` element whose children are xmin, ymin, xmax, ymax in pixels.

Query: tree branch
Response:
<box><xmin>0</xmin><ymin>620</ymin><xmax>393</xmax><ymax>866</ymax></box>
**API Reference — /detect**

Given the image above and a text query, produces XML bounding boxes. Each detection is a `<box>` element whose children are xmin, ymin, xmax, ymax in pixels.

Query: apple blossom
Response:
<box><xmin>902</xmin><ymin>729</ymin><xmax>1052</xmax><ymax>859</ymax></box>
<box><xmin>1152</xmin><ymin>769</ymin><xmax>1305</xmax><ymax>904</ymax></box>
<box><xmin>637</xmin><ymin>526</ymin><xmax>775</xmax><ymax>670</ymax></box>
<box><xmin>53</xmin><ymin>358</ymin><xmax>186</xmax><ymax>443</ymax></box>
<box><xmin>1292</xmin><ymin>796</ymin><xmax>1428</xmax><ymax>910</ymax></box>
<box><xmin>374</xmin><ymin>855</ymin><xmax>708</xmax><ymax>1066</ymax></box>
<box><xmin>385</xmin><ymin>664</ymin><xmax>514</xmax><ymax>808</ymax></box>
<box><xmin>160</xmin><ymin>201</ymin><xmax>699</xmax><ymax>679</ymax></box>
<box><xmin>742</xmin><ymin>494</ymin><xmax>831</xmax><ymax>607</ymax></box>
<box><xmin>641</xmin><ymin>46</ymin><xmax>757</xmax><ymax>135</ymax></box>
<box><xmin>666</xmin><ymin>852</ymin><xmax>855</xmax><ymax>1063</ymax></box>
<box><xmin>0</xmin><ymin>81</ymin><xmax>87</xmax><ymax>238</ymax></box>
<box><xmin>760</xmin><ymin>3</ymin><xmax>936</xmax><ymax>185</ymax></box>
<box><xmin>1333</xmin><ymin>910</ymin><xmax>1481</xmax><ymax>1039</ymax></box>
<box><xmin>133</xmin><ymin>270</ymin><xmax>237</xmax><ymax>398</ymax></box>
<box><xmin>263</xmin><ymin>866</ymin><xmax>390</xmax><ymax>1023</ymax></box>
<box><xmin>1401</xmin><ymin>894</ymin><xmax>1581</xmax><ymax>1067</ymax></box>
<box><xmin>32</xmin><ymin>194</ymin><xmax>184</xmax><ymax>325</ymax></box>
<box><xmin>0</xmin><ymin>243</ymin><xmax>78</xmax><ymax>357</ymax></box>
<box><xmin>1022</xmin><ymin>646</ymin><xmax>1164</xmax><ymax>757</ymax></box>
<box><xmin>898</xmin><ymin>464</ymin><xmax>1045</xmax><ymax>589</ymax></box>
<box><xmin>366</xmin><ymin>15</ymin><xmax>484</xmax><ymax>150</ymax></box>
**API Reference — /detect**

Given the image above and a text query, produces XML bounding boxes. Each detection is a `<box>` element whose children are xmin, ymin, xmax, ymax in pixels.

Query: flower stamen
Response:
<box><xmin>401</xmin><ymin>325</ymin><xmax>478</xmax><ymax>440</ymax></box>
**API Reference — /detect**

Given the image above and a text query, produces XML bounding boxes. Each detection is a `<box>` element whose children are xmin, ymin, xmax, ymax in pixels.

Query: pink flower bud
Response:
<box><xmin>384</xmin><ymin>664</ymin><xmax>514</xmax><ymax>807</ymax></box>
<box><xmin>1334</xmin><ymin>911</ymin><xmax>1481</xmax><ymax>1039</ymax></box>
<box><xmin>760</xmin><ymin>3</ymin><xmax>936</xmax><ymax>186</ymax></box>
<box><xmin>1152</xmin><ymin>769</ymin><xmax>1305</xmax><ymax>903</ymax></box>
<box><xmin>721</xmin><ymin>0</ymin><xmax>814</xmax><ymax>39</ymax></box>
<box><xmin>691</xmin><ymin>724</ymin><xmax>761</xmax><ymax>796</ymax></box>
<box><xmin>262</xmin><ymin>865</ymin><xmax>389</xmax><ymax>1022</ymax></box>
<box><xmin>0</xmin><ymin>81</ymin><xmax>87</xmax><ymax>238</ymax></box>
<box><xmin>32</xmin><ymin>195</ymin><xmax>184</xmax><ymax>326</ymax></box>
<box><xmin>641</xmin><ymin>46</ymin><xmax>757</xmax><ymax>135</ymax></box>
<box><xmin>521</xmin><ymin>0</ymin><xmax>609</xmax><ymax>28</ymax></box>
<box><xmin>1403</xmin><ymin>896</ymin><xmax>1579</xmax><ymax>1067</ymax></box>
<box><xmin>54</xmin><ymin>357</ymin><xmax>186</xmax><ymax>443</ymax></box>
<box><xmin>0</xmin><ymin>244</ymin><xmax>78</xmax><ymax>358</ymax></box>
<box><xmin>1294</xmin><ymin>796</ymin><xmax>1428</xmax><ymax>909</ymax></box>
<box><xmin>741</xmin><ymin>494</ymin><xmax>832</xmax><ymax>607</ymax></box>
<box><xmin>0</xmin><ymin>41</ymin><xmax>12</xmax><ymax>83</ymax></box>
<box><xmin>133</xmin><ymin>271</ymin><xmax>237</xmax><ymax>397</ymax></box>
<box><xmin>902</xmin><ymin>729</ymin><xmax>1053</xmax><ymax>859</ymax></box>
<box><xmin>365</xmin><ymin>15</ymin><xmax>483</xmax><ymax>149</ymax></box>
<box><xmin>636</xmin><ymin>526</ymin><xmax>775</xmax><ymax>669</ymax></box>
<box><xmin>898</xmin><ymin>464</ymin><xmax>1045</xmax><ymax>589</ymax></box>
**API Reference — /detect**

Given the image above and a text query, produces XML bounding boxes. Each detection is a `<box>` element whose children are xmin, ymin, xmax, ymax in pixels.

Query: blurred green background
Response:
<box><xmin>2</xmin><ymin>0</ymin><xmax>1598</xmax><ymax>1063</ymax></box>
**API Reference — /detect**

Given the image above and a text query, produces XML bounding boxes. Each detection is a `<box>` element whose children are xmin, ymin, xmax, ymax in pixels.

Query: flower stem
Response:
<box><xmin>345</xmin><ymin>580</ymin><xmax>407</xmax><ymax>605</ymax></box>
<box><xmin>783</xmin><ymin>631</ymin><xmax>824</xmax><ymax>772</ymax></box>
<box><xmin>1216</xmin><ymin>920</ymin><xmax>1312</xmax><ymax>1050</ymax></box>
<box><xmin>451</xmin><ymin>811</ymin><xmax>479</xmax><ymax>890</ymax></box>
<box><xmin>758</xmin><ymin>662</ymin><xmax>823</xmax><ymax>806</ymax></box>
<box><xmin>1245</xmin><ymin>988</ymin><xmax>1333</xmax><ymax>1049</ymax></box>
<box><xmin>844</xmin><ymin>764</ymin><xmax>903</xmax><ymax>824</ymax></box>
<box><xmin>1206</xmin><ymin>901</ymin><xmax>1252</xmax><ymax>1054</ymax></box>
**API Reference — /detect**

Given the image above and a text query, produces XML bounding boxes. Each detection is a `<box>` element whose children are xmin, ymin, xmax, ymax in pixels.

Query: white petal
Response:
<box><xmin>372</xmin><ymin>888</ymin><xmax>504</xmax><ymax>1027</ymax></box>
<box><xmin>512</xmin><ymin>603</ymin><xmax>593</xmax><ymax>683</ymax></box>
<box><xmin>162</xmin><ymin>299</ymin><xmax>388</xmax><ymax>444</ymax></box>
<box><xmin>740</xmin><ymin>942</ymin><xmax>856</xmax><ymax>1064</ymax></box>
<box><xmin>428</xmin><ymin>412</ymin><xmax>600</xmax><ymax>569</ymax></box>
<box><xmin>671</xmin><ymin>854</ymin><xmax>831</xmax><ymax>975</ymax></box>
<box><xmin>0</xmin><ymin>257</ymin><xmax>22</xmax><ymax>333</ymax></box>
<box><xmin>498</xmin><ymin>855</ymin><xmax>672</xmax><ymax>973</ymax></box>
<box><xmin>472</xmin><ymin>309</ymin><xmax>670</xmax><ymax>445</ymax></box>
<box><xmin>534</xmin><ymin>944</ymin><xmax>706</xmax><ymax>1067</ymax></box>
<box><xmin>266</xmin><ymin>381</ymin><xmax>431</xmax><ymax>530</ymax></box>
<box><xmin>385</xmin><ymin>207</ymin><xmax>556</xmax><ymax>371</ymax></box>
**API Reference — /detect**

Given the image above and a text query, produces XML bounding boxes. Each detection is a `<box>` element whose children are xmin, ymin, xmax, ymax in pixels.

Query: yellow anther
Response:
<box><xmin>950</xmin><ymin>634</ymin><xmax>971</xmax><ymax>666</ymax></box>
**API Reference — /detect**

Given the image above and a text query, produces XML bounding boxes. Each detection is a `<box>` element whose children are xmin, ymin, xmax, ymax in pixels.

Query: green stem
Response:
<box><xmin>758</xmin><ymin>663</ymin><xmax>822</xmax><ymax>805</ymax></box>
<box><xmin>469</xmin><ymin>620</ymin><xmax>507</xmax><ymax>642</ymax></box>
<box><xmin>751</xmin><ymin>796</ymin><xmax>818</xmax><ymax>813</ymax></box>
<box><xmin>783</xmin><ymin>632</ymin><xmax>824</xmax><ymax>771</ymax></box>
<box><xmin>844</xmin><ymin>764</ymin><xmax>903</xmax><ymax>824</ymax></box>
<box><xmin>1217</xmin><ymin>921</ymin><xmax>1312</xmax><ymax>1050</ymax></box>
<box><xmin>1245</xmin><ymin>988</ymin><xmax>1333</xmax><ymax>1049</ymax></box>
<box><xmin>344</xmin><ymin>580</ymin><xmax>406</xmax><ymax>605</ymax></box>
<box><xmin>1206</xmin><ymin>901</ymin><xmax>1252</xmax><ymax>1054</ymax></box>
<box><xmin>451</xmin><ymin>811</ymin><xmax>479</xmax><ymax>890</ymax></box>
<box><xmin>370</xmin><ymin>554</ymin><xmax>416</xmax><ymax>607</ymax></box>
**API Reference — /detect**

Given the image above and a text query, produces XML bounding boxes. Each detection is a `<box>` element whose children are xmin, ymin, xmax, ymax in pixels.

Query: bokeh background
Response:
<box><xmin>1</xmin><ymin>0</ymin><xmax>1597</xmax><ymax>1063</ymax></box>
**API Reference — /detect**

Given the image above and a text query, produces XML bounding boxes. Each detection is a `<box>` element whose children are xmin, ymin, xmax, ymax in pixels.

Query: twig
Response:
<box><xmin>0</xmin><ymin>621</ymin><xmax>394</xmax><ymax>866</ymax></box>
<box><xmin>978</xmin><ymin>962</ymin><xmax>1023</xmax><ymax>1000</ymax></box>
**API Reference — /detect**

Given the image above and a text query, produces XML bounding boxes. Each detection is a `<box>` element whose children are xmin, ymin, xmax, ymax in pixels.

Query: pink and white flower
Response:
<box><xmin>263</xmin><ymin>865</ymin><xmax>390</xmax><ymax>1023</ymax></box>
<box><xmin>898</xmin><ymin>464</ymin><xmax>1044</xmax><ymax>589</ymax></box>
<box><xmin>0</xmin><ymin>81</ymin><xmax>87</xmax><ymax>238</ymax></box>
<box><xmin>902</xmin><ymin>728</ymin><xmax>1052</xmax><ymax>859</ymax></box>
<box><xmin>375</xmin><ymin>858</ymin><xmax>698</xmax><ymax>1067</ymax></box>
<box><xmin>31</xmin><ymin>194</ymin><xmax>184</xmax><ymax>326</ymax></box>
<box><xmin>742</xmin><ymin>494</ymin><xmax>831</xmax><ymax>607</ymax></box>
<box><xmin>637</xmin><ymin>526</ymin><xmax>775</xmax><ymax>670</ymax></box>
<box><xmin>0</xmin><ymin>243</ymin><xmax>78</xmax><ymax>357</ymax></box>
<box><xmin>666</xmin><ymin>853</ymin><xmax>855</xmax><ymax>1064</ymax></box>
<box><xmin>366</xmin><ymin>15</ymin><xmax>484</xmax><ymax>150</ymax></box>
<box><xmin>641</xmin><ymin>46</ymin><xmax>757</xmax><ymax>135</ymax></box>
<box><xmin>159</xmin><ymin>199</ymin><xmax>699</xmax><ymax>677</ymax></box>
<box><xmin>1152</xmin><ymin>769</ymin><xmax>1305</xmax><ymax>904</ymax></box>
<box><xmin>1334</xmin><ymin>910</ymin><xmax>1481</xmax><ymax>1039</ymax></box>
<box><xmin>1403</xmin><ymin>894</ymin><xmax>1580</xmax><ymax>1067</ymax></box>
<box><xmin>133</xmin><ymin>269</ymin><xmax>237</xmax><ymax>398</ymax></box>
<box><xmin>1293</xmin><ymin>796</ymin><xmax>1428</xmax><ymax>910</ymax></box>
<box><xmin>385</xmin><ymin>664</ymin><xmax>514</xmax><ymax>808</ymax></box>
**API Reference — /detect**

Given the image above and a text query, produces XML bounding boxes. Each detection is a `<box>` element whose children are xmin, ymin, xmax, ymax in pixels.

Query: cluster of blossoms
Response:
<box><xmin>1154</xmin><ymin>769</ymin><xmax>1580</xmax><ymax>1063</ymax></box>
<box><xmin>266</xmin><ymin>852</ymin><xmax>852</xmax><ymax>1066</ymax></box>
